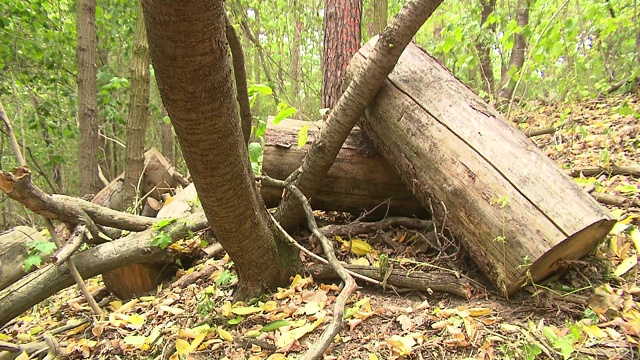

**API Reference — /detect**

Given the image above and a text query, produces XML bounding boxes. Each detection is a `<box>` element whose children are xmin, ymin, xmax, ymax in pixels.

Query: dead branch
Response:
<box><xmin>309</xmin><ymin>263</ymin><xmax>472</xmax><ymax>299</ymax></box>
<box><xmin>569</xmin><ymin>165</ymin><xmax>640</xmax><ymax>178</ymax></box>
<box><xmin>318</xmin><ymin>217</ymin><xmax>433</xmax><ymax>238</ymax></box>
<box><xmin>0</xmin><ymin>212</ymin><xmax>208</xmax><ymax>327</ymax></box>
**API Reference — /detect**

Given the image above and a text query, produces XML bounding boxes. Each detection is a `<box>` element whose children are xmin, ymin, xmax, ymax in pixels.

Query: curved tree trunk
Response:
<box><xmin>123</xmin><ymin>2</ymin><xmax>151</xmax><ymax>210</ymax></box>
<box><xmin>141</xmin><ymin>0</ymin><xmax>300</xmax><ymax>299</ymax></box>
<box><xmin>76</xmin><ymin>0</ymin><xmax>102</xmax><ymax>196</ymax></box>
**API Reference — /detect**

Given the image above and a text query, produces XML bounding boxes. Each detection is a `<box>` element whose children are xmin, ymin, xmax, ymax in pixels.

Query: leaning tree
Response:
<box><xmin>141</xmin><ymin>0</ymin><xmax>300</xmax><ymax>299</ymax></box>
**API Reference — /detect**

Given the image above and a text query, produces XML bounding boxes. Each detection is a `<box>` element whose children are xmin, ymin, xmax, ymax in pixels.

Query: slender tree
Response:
<box><xmin>498</xmin><ymin>0</ymin><xmax>529</xmax><ymax>101</ymax></box>
<box><xmin>141</xmin><ymin>0</ymin><xmax>300</xmax><ymax>299</ymax></box>
<box><xmin>76</xmin><ymin>0</ymin><xmax>102</xmax><ymax>196</ymax></box>
<box><xmin>476</xmin><ymin>0</ymin><xmax>496</xmax><ymax>96</ymax></box>
<box><xmin>321</xmin><ymin>0</ymin><xmax>362</xmax><ymax>109</ymax></box>
<box><xmin>123</xmin><ymin>2</ymin><xmax>151</xmax><ymax>210</ymax></box>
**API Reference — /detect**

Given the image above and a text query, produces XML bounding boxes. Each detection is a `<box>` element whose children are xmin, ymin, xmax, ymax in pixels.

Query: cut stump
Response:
<box><xmin>349</xmin><ymin>38</ymin><xmax>616</xmax><ymax>297</ymax></box>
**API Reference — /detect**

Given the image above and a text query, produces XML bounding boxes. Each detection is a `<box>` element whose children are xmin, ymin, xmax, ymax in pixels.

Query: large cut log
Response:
<box><xmin>262</xmin><ymin>118</ymin><xmax>427</xmax><ymax>218</ymax></box>
<box><xmin>0</xmin><ymin>226</ymin><xmax>47</xmax><ymax>292</ymax></box>
<box><xmin>348</xmin><ymin>38</ymin><xmax>616</xmax><ymax>297</ymax></box>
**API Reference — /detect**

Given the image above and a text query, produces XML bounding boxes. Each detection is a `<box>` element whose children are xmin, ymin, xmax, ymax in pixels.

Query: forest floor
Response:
<box><xmin>2</xmin><ymin>92</ymin><xmax>640</xmax><ymax>359</ymax></box>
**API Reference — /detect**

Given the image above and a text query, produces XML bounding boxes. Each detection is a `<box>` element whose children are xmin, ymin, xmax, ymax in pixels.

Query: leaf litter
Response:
<box><xmin>1</xmin><ymin>92</ymin><xmax>640</xmax><ymax>359</ymax></box>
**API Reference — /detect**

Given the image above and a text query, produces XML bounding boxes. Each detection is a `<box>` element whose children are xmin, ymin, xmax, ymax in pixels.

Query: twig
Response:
<box><xmin>45</xmin><ymin>219</ymin><xmax>102</xmax><ymax>316</ymax></box>
<box><xmin>259</xmin><ymin>175</ymin><xmax>357</xmax><ymax>360</ymax></box>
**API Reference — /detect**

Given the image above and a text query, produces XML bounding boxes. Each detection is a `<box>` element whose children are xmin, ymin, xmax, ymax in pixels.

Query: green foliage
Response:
<box><xmin>23</xmin><ymin>239</ymin><xmax>57</xmax><ymax>272</ymax></box>
<box><xmin>152</xmin><ymin>218</ymin><xmax>176</xmax><ymax>231</ymax></box>
<box><xmin>151</xmin><ymin>231</ymin><xmax>172</xmax><ymax>249</ymax></box>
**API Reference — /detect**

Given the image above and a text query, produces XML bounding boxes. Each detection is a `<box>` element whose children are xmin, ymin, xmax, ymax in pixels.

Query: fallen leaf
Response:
<box><xmin>396</xmin><ymin>314</ymin><xmax>413</xmax><ymax>332</ymax></box>
<box><xmin>614</xmin><ymin>256</ymin><xmax>638</xmax><ymax>277</ymax></box>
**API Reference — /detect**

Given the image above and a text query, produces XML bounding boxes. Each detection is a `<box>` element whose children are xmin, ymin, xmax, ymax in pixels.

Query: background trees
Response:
<box><xmin>0</xmin><ymin>0</ymin><xmax>637</xmax><ymax>227</ymax></box>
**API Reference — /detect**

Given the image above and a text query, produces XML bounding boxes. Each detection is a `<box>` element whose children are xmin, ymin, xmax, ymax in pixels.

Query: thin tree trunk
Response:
<box><xmin>476</xmin><ymin>0</ymin><xmax>496</xmax><ymax>96</ymax></box>
<box><xmin>142</xmin><ymin>0</ymin><xmax>300</xmax><ymax>299</ymax></box>
<box><xmin>372</xmin><ymin>0</ymin><xmax>388</xmax><ymax>36</ymax></box>
<box><xmin>498</xmin><ymin>0</ymin><xmax>529</xmax><ymax>101</ymax></box>
<box><xmin>123</xmin><ymin>2</ymin><xmax>151</xmax><ymax>210</ymax></box>
<box><xmin>321</xmin><ymin>0</ymin><xmax>362</xmax><ymax>109</ymax></box>
<box><xmin>225</xmin><ymin>13</ymin><xmax>252</xmax><ymax>146</ymax></box>
<box><xmin>291</xmin><ymin>2</ymin><xmax>302</xmax><ymax>109</ymax></box>
<box><xmin>160</xmin><ymin>107</ymin><xmax>174</xmax><ymax>164</ymax></box>
<box><xmin>76</xmin><ymin>0</ymin><xmax>102</xmax><ymax>196</ymax></box>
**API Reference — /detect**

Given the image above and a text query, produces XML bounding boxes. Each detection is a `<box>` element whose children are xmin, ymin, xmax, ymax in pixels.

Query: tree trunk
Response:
<box><xmin>498</xmin><ymin>0</ymin><xmax>529</xmax><ymax>101</ymax></box>
<box><xmin>372</xmin><ymin>0</ymin><xmax>388</xmax><ymax>36</ymax></box>
<box><xmin>123</xmin><ymin>2</ymin><xmax>151</xmax><ymax>210</ymax></box>
<box><xmin>274</xmin><ymin>0</ymin><xmax>443</xmax><ymax>232</ymax></box>
<box><xmin>160</xmin><ymin>107</ymin><xmax>174</xmax><ymax>164</ymax></box>
<box><xmin>262</xmin><ymin>119</ymin><xmax>426</xmax><ymax>218</ymax></box>
<box><xmin>0</xmin><ymin>226</ymin><xmax>47</xmax><ymax>292</ymax></box>
<box><xmin>475</xmin><ymin>0</ymin><xmax>496</xmax><ymax>96</ymax></box>
<box><xmin>291</xmin><ymin>3</ymin><xmax>302</xmax><ymax>109</ymax></box>
<box><xmin>76</xmin><ymin>0</ymin><xmax>103</xmax><ymax>196</ymax></box>
<box><xmin>321</xmin><ymin>0</ymin><xmax>362</xmax><ymax>109</ymax></box>
<box><xmin>141</xmin><ymin>0</ymin><xmax>300</xmax><ymax>299</ymax></box>
<box><xmin>349</xmin><ymin>39</ymin><xmax>615</xmax><ymax>297</ymax></box>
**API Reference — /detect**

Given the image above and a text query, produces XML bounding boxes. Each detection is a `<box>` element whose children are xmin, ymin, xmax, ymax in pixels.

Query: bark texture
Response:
<box><xmin>141</xmin><ymin>0</ymin><xmax>299</xmax><ymax>298</ymax></box>
<box><xmin>76</xmin><ymin>0</ymin><xmax>102</xmax><ymax>196</ymax></box>
<box><xmin>350</xmin><ymin>40</ymin><xmax>615</xmax><ymax>296</ymax></box>
<box><xmin>476</xmin><ymin>0</ymin><xmax>496</xmax><ymax>95</ymax></box>
<box><xmin>123</xmin><ymin>2</ymin><xmax>151</xmax><ymax>210</ymax></box>
<box><xmin>321</xmin><ymin>0</ymin><xmax>362</xmax><ymax>109</ymax></box>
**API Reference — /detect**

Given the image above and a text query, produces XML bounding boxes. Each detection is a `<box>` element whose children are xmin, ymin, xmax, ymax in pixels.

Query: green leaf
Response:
<box><xmin>297</xmin><ymin>125</ymin><xmax>308</xmax><ymax>148</ymax></box>
<box><xmin>33</xmin><ymin>241</ymin><xmax>56</xmax><ymax>255</ymax></box>
<box><xmin>153</xmin><ymin>218</ymin><xmax>176</xmax><ymax>230</ymax></box>
<box><xmin>260</xmin><ymin>320</ymin><xmax>290</xmax><ymax>332</ymax></box>
<box><xmin>248</xmin><ymin>142</ymin><xmax>263</xmax><ymax>163</ymax></box>
<box><xmin>151</xmin><ymin>231</ymin><xmax>172</xmax><ymax>249</ymax></box>
<box><xmin>24</xmin><ymin>255</ymin><xmax>42</xmax><ymax>272</ymax></box>
<box><xmin>228</xmin><ymin>315</ymin><xmax>243</xmax><ymax>325</ymax></box>
<box><xmin>248</xmin><ymin>84</ymin><xmax>272</xmax><ymax>96</ymax></box>
<box><xmin>273</xmin><ymin>106</ymin><xmax>296</xmax><ymax>124</ymax></box>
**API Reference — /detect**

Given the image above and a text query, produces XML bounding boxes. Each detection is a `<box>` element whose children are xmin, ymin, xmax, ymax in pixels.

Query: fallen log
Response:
<box><xmin>349</xmin><ymin>38</ymin><xmax>616</xmax><ymax>297</ymax></box>
<box><xmin>262</xmin><ymin>118</ymin><xmax>427</xmax><ymax>218</ymax></box>
<box><xmin>0</xmin><ymin>226</ymin><xmax>47</xmax><ymax>292</ymax></box>
<box><xmin>0</xmin><ymin>212</ymin><xmax>208</xmax><ymax>327</ymax></box>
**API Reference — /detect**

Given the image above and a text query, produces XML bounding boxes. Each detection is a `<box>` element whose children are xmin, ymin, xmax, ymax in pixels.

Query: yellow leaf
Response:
<box><xmin>123</xmin><ymin>335</ymin><xmax>148</xmax><ymax>350</ymax></box>
<box><xmin>175</xmin><ymin>338</ymin><xmax>191</xmax><ymax>355</ymax></box>
<box><xmin>159</xmin><ymin>305</ymin><xmax>185</xmax><ymax>315</ymax></box>
<box><xmin>385</xmin><ymin>334</ymin><xmax>416</xmax><ymax>356</ymax></box>
<box><xmin>109</xmin><ymin>300</ymin><xmax>123</xmax><ymax>311</ymax></box>
<box><xmin>614</xmin><ymin>256</ymin><xmax>638</xmax><ymax>277</ymax></box>
<box><xmin>15</xmin><ymin>351</ymin><xmax>29</xmax><ymax>360</ymax></box>
<box><xmin>115</xmin><ymin>299</ymin><xmax>139</xmax><ymax>313</ymax></box>
<box><xmin>340</xmin><ymin>238</ymin><xmax>377</xmax><ymax>256</ymax></box>
<box><xmin>231</xmin><ymin>306</ymin><xmax>263</xmax><ymax>315</ymax></box>
<box><xmin>0</xmin><ymin>333</ymin><xmax>9</xmax><ymax>341</ymax></box>
<box><xmin>468</xmin><ymin>308</ymin><xmax>491</xmax><ymax>317</ymax></box>
<box><xmin>128</xmin><ymin>313</ymin><xmax>145</xmax><ymax>326</ymax></box>
<box><xmin>188</xmin><ymin>332</ymin><xmax>207</xmax><ymax>352</ymax></box>
<box><xmin>221</xmin><ymin>301</ymin><xmax>232</xmax><ymax>317</ymax></box>
<box><xmin>216</xmin><ymin>327</ymin><xmax>233</xmax><ymax>342</ymax></box>
<box><xmin>631</xmin><ymin>228</ymin><xmax>640</xmax><ymax>252</ymax></box>
<box><xmin>266</xmin><ymin>354</ymin><xmax>288</xmax><ymax>360</ymax></box>
<box><xmin>16</xmin><ymin>333</ymin><xmax>32</xmax><ymax>342</ymax></box>
<box><xmin>277</xmin><ymin>317</ymin><xmax>325</xmax><ymax>348</ymax></box>
<box><xmin>581</xmin><ymin>324</ymin><xmax>607</xmax><ymax>338</ymax></box>
<box><xmin>261</xmin><ymin>301</ymin><xmax>278</xmax><ymax>312</ymax></box>
<box><xmin>368</xmin><ymin>353</ymin><xmax>380</xmax><ymax>360</ymax></box>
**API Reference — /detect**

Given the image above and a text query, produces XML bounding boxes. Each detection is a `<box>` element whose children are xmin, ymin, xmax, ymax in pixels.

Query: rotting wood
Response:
<box><xmin>0</xmin><ymin>226</ymin><xmax>47</xmax><ymax>292</ymax></box>
<box><xmin>349</xmin><ymin>39</ymin><xmax>616</xmax><ymax>297</ymax></box>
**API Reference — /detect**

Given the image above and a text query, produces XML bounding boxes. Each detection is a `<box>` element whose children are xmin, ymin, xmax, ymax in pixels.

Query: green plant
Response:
<box><xmin>23</xmin><ymin>239</ymin><xmax>57</xmax><ymax>271</ymax></box>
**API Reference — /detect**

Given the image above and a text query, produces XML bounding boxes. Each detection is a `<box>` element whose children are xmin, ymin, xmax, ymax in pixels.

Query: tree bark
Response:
<box><xmin>76</xmin><ymin>0</ymin><xmax>103</xmax><ymax>197</ymax></box>
<box><xmin>274</xmin><ymin>0</ymin><xmax>443</xmax><ymax>232</ymax></box>
<box><xmin>350</xmin><ymin>39</ymin><xmax>615</xmax><ymax>297</ymax></box>
<box><xmin>141</xmin><ymin>0</ymin><xmax>300</xmax><ymax>299</ymax></box>
<box><xmin>160</xmin><ymin>107</ymin><xmax>174</xmax><ymax>164</ymax></box>
<box><xmin>225</xmin><ymin>13</ymin><xmax>252</xmax><ymax>146</ymax></box>
<box><xmin>0</xmin><ymin>226</ymin><xmax>47</xmax><ymax>292</ymax></box>
<box><xmin>372</xmin><ymin>0</ymin><xmax>388</xmax><ymax>36</ymax></box>
<box><xmin>498</xmin><ymin>0</ymin><xmax>529</xmax><ymax>101</ymax></box>
<box><xmin>321</xmin><ymin>0</ymin><xmax>362</xmax><ymax>109</ymax></box>
<box><xmin>123</xmin><ymin>2</ymin><xmax>151</xmax><ymax>210</ymax></box>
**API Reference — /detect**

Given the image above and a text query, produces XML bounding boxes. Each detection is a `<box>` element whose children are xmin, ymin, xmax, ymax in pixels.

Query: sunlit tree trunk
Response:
<box><xmin>123</xmin><ymin>2</ymin><xmax>151</xmax><ymax>210</ymax></box>
<box><xmin>321</xmin><ymin>0</ymin><xmax>362</xmax><ymax>109</ymax></box>
<box><xmin>160</xmin><ymin>107</ymin><xmax>174</xmax><ymax>165</ymax></box>
<box><xmin>142</xmin><ymin>0</ymin><xmax>300</xmax><ymax>299</ymax></box>
<box><xmin>291</xmin><ymin>1</ymin><xmax>302</xmax><ymax>109</ymax></box>
<box><xmin>498</xmin><ymin>0</ymin><xmax>529</xmax><ymax>101</ymax></box>
<box><xmin>76</xmin><ymin>0</ymin><xmax>102</xmax><ymax>196</ymax></box>
<box><xmin>372</xmin><ymin>0</ymin><xmax>387</xmax><ymax>36</ymax></box>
